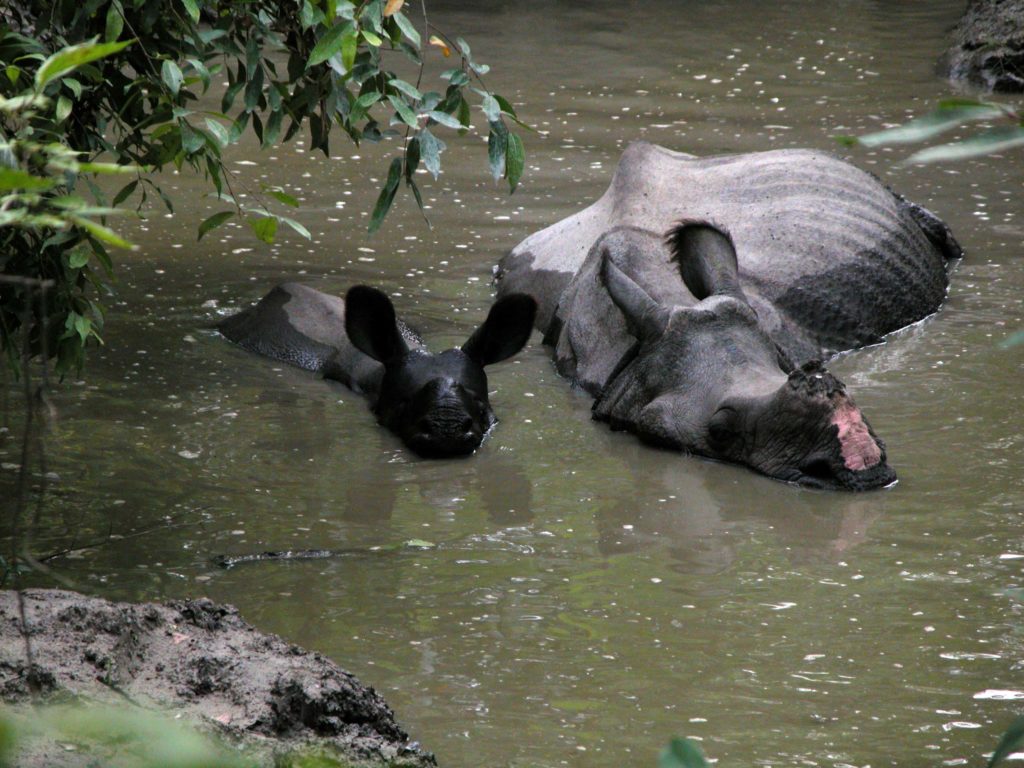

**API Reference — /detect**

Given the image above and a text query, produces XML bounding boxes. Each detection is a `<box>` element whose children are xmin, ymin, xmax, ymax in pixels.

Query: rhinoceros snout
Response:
<box><xmin>795</xmin><ymin>451</ymin><xmax>896</xmax><ymax>491</ymax></box>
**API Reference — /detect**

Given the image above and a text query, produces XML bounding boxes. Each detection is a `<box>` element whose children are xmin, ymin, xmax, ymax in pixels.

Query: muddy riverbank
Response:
<box><xmin>0</xmin><ymin>589</ymin><xmax>435</xmax><ymax>767</ymax></box>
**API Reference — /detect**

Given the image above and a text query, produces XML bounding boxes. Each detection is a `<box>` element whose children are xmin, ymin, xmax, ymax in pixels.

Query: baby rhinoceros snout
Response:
<box><xmin>405</xmin><ymin>379</ymin><xmax>489</xmax><ymax>458</ymax></box>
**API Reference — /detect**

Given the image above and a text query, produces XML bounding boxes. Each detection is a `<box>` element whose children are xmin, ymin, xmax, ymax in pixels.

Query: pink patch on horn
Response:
<box><xmin>830</xmin><ymin>400</ymin><xmax>882</xmax><ymax>471</ymax></box>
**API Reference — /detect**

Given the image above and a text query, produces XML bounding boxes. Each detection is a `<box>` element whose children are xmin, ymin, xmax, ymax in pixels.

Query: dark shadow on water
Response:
<box><xmin>591</xmin><ymin>440</ymin><xmax>886</xmax><ymax>574</ymax></box>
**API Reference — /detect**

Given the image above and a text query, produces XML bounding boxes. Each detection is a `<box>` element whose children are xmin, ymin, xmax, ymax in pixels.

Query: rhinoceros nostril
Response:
<box><xmin>801</xmin><ymin>458</ymin><xmax>835</xmax><ymax>481</ymax></box>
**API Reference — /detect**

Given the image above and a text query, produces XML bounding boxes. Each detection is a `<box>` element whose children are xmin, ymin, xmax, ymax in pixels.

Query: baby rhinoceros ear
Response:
<box><xmin>462</xmin><ymin>294</ymin><xmax>537</xmax><ymax>366</ymax></box>
<box><xmin>345</xmin><ymin>285</ymin><xmax>410</xmax><ymax>363</ymax></box>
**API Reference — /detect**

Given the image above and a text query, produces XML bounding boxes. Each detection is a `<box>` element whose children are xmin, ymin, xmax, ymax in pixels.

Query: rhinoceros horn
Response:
<box><xmin>599</xmin><ymin>250</ymin><xmax>670</xmax><ymax>341</ymax></box>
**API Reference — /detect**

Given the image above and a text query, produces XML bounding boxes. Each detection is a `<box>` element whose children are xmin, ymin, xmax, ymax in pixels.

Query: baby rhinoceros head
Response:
<box><xmin>344</xmin><ymin>286</ymin><xmax>536</xmax><ymax>458</ymax></box>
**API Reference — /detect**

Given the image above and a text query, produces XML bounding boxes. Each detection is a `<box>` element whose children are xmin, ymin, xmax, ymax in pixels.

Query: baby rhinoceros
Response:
<box><xmin>218</xmin><ymin>283</ymin><xmax>536</xmax><ymax>457</ymax></box>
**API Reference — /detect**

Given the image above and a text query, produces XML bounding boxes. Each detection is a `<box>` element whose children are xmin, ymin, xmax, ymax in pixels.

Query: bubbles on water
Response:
<box><xmin>973</xmin><ymin>689</ymin><xmax>1024</xmax><ymax>700</ymax></box>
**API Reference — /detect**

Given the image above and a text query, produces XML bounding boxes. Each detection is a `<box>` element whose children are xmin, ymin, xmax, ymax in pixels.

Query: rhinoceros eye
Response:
<box><xmin>707</xmin><ymin>408</ymin><xmax>740</xmax><ymax>451</ymax></box>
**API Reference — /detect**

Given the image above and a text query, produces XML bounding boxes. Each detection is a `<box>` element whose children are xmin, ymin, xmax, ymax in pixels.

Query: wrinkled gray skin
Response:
<box><xmin>497</xmin><ymin>142</ymin><xmax>961</xmax><ymax>490</ymax></box>
<box><xmin>219</xmin><ymin>283</ymin><xmax>535</xmax><ymax>457</ymax></box>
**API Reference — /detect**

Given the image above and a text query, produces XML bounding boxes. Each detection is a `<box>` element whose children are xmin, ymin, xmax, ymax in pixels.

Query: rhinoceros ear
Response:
<box><xmin>600</xmin><ymin>250</ymin><xmax>669</xmax><ymax>341</ymax></box>
<box><xmin>462</xmin><ymin>293</ymin><xmax>537</xmax><ymax>366</ymax></box>
<box><xmin>667</xmin><ymin>222</ymin><xmax>747</xmax><ymax>302</ymax></box>
<box><xmin>345</xmin><ymin>285</ymin><xmax>410</xmax><ymax>363</ymax></box>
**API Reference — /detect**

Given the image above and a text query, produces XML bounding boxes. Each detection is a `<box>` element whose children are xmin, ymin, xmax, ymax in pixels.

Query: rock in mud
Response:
<box><xmin>0</xmin><ymin>589</ymin><xmax>435</xmax><ymax>767</ymax></box>
<box><xmin>940</xmin><ymin>0</ymin><xmax>1024</xmax><ymax>92</ymax></box>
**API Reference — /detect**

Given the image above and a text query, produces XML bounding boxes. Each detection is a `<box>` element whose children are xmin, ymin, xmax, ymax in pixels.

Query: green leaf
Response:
<box><xmin>229</xmin><ymin>112</ymin><xmax>250</xmax><ymax>143</ymax></box>
<box><xmin>300</xmin><ymin>0</ymin><xmax>315</xmax><ymax>29</ymax></box>
<box><xmin>197</xmin><ymin>27</ymin><xmax>226</xmax><ymax>43</ymax></box>
<box><xmin>0</xmin><ymin>167</ymin><xmax>54</xmax><ymax>192</ymax></box>
<box><xmin>187</xmin><ymin>58</ymin><xmax>211</xmax><ymax>92</ymax></box>
<box><xmin>480</xmin><ymin>93</ymin><xmax>500</xmax><ymax>122</ymax></box>
<box><xmin>904</xmin><ymin>126</ymin><xmax>1024</xmax><ymax>164</ymax></box>
<box><xmin>418</xmin><ymin>128</ymin><xmax>445</xmax><ymax>179</ymax></box>
<box><xmin>350</xmin><ymin>90</ymin><xmax>382</xmax><ymax>122</ymax></box>
<box><xmin>494</xmin><ymin>94</ymin><xmax>517</xmax><ymax>119</ymax></box>
<box><xmin>487</xmin><ymin>122</ymin><xmax>507</xmax><ymax>181</ymax></box>
<box><xmin>35</xmin><ymin>39</ymin><xmax>133</xmax><ymax>90</ymax></box>
<box><xmin>397</xmin><ymin>41</ymin><xmax>421</xmax><ymax>64</ymax></box>
<box><xmin>161</xmin><ymin>60</ymin><xmax>183</xmax><ymax>96</ymax></box>
<box><xmin>442</xmin><ymin>69</ymin><xmax>470</xmax><ymax>87</ymax></box>
<box><xmin>988</xmin><ymin>715</ymin><xmax>1024</xmax><ymax>768</ymax></box>
<box><xmin>267</xmin><ymin>189</ymin><xmax>300</xmax><ymax>207</ymax></box>
<box><xmin>659</xmin><ymin>738</ymin><xmax>710</xmax><ymax>768</ymax></box>
<box><xmin>392</xmin><ymin>12</ymin><xmax>420</xmax><ymax>48</ymax></box>
<box><xmin>336</xmin><ymin>0</ymin><xmax>356</xmax><ymax>19</ymax></box>
<box><xmin>427</xmin><ymin>110</ymin><xmax>462</xmax><ymax>130</ymax></box>
<box><xmin>308</xmin><ymin>22</ymin><xmax>354</xmax><ymax>69</ymax></box>
<box><xmin>68</xmin><ymin>251</ymin><xmax>90</xmax><ymax>268</ymax></box>
<box><xmin>361</xmin><ymin>29</ymin><xmax>383</xmax><ymax>47</ymax></box>
<box><xmin>221</xmin><ymin>80</ymin><xmax>244</xmax><ymax>113</ymax></box>
<box><xmin>198</xmin><ymin>211</ymin><xmax>234</xmax><ymax>240</ymax></box>
<box><xmin>263</xmin><ymin>109</ymin><xmax>283</xmax><ymax>146</ymax></box>
<box><xmin>456</xmin><ymin>95</ymin><xmax>471</xmax><ymax>130</ymax></box>
<box><xmin>389</xmin><ymin>78</ymin><xmax>422</xmax><ymax>101</ymax></box>
<box><xmin>341</xmin><ymin>28</ymin><xmax>358</xmax><ymax>72</ymax></box>
<box><xmin>73</xmin><ymin>313</ymin><xmax>92</xmax><ymax>343</ymax></box>
<box><xmin>389</xmin><ymin>95</ymin><xmax>418</xmax><ymax>127</ymax></box>
<box><xmin>5</xmin><ymin>65</ymin><xmax>19</xmax><ymax>86</ymax></box>
<box><xmin>936</xmin><ymin>97</ymin><xmax>998</xmax><ymax>110</ymax></box>
<box><xmin>403</xmin><ymin>539</ymin><xmax>435</xmax><ymax>549</ymax></box>
<box><xmin>856</xmin><ymin>104</ymin><xmax>1008</xmax><ymax>147</ymax></box>
<box><xmin>76</xmin><ymin>162</ymin><xmax>138</xmax><ymax>174</ymax></box>
<box><xmin>0</xmin><ymin>93</ymin><xmax>49</xmax><ymax>113</ymax></box>
<box><xmin>56</xmin><ymin>95</ymin><xmax>72</xmax><ymax>122</ymax></box>
<box><xmin>112</xmin><ymin>179</ymin><xmax>138</xmax><ymax>206</ymax></box>
<box><xmin>105</xmin><ymin>0</ymin><xmax>124</xmax><ymax>42</ymax></box>
<box><xmin>407</xmin><ymin>176</ymin><xmax>426</xmax><ymax>223</ymax></box>
<box><xmin>245</xmin><ymin>34</ymin><xmax>260</xmax><ymax>73</ymax></box>
<box><xmin>71</xmin><ymin>216</ymin><xmax>134</xmax><ymax>249</ymax></box>
<box><xmin>505</xmin><ymin>131</ymin><xmax>524</xmax><ymax>192</ymax></box>
<box><xmin>88</xmin><ymin>239</ymin><xmax>113</xmax><ymax>275</ymax></box>
<box><xmin>179</xmin><ymin>121</ymin><xmax>205</xmax><ymax>153</ymax></box>
<box><xmin>249</xmin><ymin>216</ymin><xmax>278</xmax><ymax>243</ymax></box>
<box><xmin>277</xmin><ymin>215</ymin><xmax>311</xmax><ymax>239</ymax></box>
<box><xmin>999</xmin><ymin>329</ymin><xmax>1024</xmax><ymax>350</ymax></box>
<box><xmin>243</xmin><ymin>64</ymin><xmax>264</xmax><ymax>111</ymax></box>
<box><xmin>205</xmin><ymin>118</ymin><xmax>230</xmax><ymax>147</ymax></box>
<box><xmin>368</xmin><ymin>157</ymin><xmax>402</xmax><ymax>234</ymax></box>
<box><xmin>180</xmin><ymin>0</ymin><xmax>201</xmax><ymax>23</ymax></box>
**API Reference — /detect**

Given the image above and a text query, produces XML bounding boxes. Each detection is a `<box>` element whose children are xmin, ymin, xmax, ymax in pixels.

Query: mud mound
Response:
<box><xmin>940</xmin><ymin>0</ymin><xmax>1024</xmax><ymax>92</ymax></box>
<box><xmin>0</xmin><ymin>589</ymin><xmax>435</xmax><ymax>767</ymax></box>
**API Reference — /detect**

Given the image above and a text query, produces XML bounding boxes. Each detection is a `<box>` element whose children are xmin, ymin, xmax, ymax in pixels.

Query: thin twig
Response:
<box><xmin>12</xmin><ymin>283</ymin><xmax>37</xmax><ymax>695</ymax></box>
<box><xmin>36</xmin><ymin>508</ymin><xmax>203</xmax><ymax>565</ymax></box>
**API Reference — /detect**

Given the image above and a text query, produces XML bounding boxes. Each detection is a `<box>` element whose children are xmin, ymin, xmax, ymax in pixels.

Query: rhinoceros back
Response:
<box><xmin>498</xmin><ymin>142</ymin><xmax>957</xmax><ymax>362</ymax></box>
<box><xmin>218</xmin><ymin>282</ymin><xmax>420</xmax><ymax>395</ymax></box>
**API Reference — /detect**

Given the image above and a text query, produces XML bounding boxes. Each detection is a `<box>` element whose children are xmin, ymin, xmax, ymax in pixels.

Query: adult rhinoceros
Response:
<box><xmin>496</xmin><ymin>142</ymin><xmax>961</xmax><ymax>491</ymax></box>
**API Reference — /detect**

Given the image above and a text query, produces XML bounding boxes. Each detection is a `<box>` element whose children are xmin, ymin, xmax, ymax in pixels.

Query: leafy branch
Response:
<box><xmin>0</xmin><ymin>0</ymin><xmax>529</xmax><ymax>376</ymax></box>
<box><xmin>837</xmin><ymin>97</ymin><xmax>1023</xmax><ymax>164</ymax></box>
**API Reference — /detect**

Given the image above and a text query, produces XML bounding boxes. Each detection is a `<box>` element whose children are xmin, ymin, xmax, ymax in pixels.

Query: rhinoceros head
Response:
<box><xmin>592</xmin><ymin>223</ymin><xmax>896</xmax><ymax>491</ymax></box>
<box><xmin>345</xmin><ymin>286</ymin><xmax>536</xmax><ymax>458</ymax></box>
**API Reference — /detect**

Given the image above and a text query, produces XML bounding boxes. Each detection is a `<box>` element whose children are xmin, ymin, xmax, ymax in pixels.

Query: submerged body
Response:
<box><xmin>219</xmin><ymin>283</ymin><xmax>536</xmax><ymax>457</ymax></box>
<box><xmin>497</xmin><ymin>142</ymin><xmax>960</xmax><ymax>490</ymax></box>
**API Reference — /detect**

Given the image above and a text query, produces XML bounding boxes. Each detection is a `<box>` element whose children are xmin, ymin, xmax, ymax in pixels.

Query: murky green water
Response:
<box><xmin>4</xmin><ymin>1</ymin><xmax>1024</xmax><ymax>765</ymax></box>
